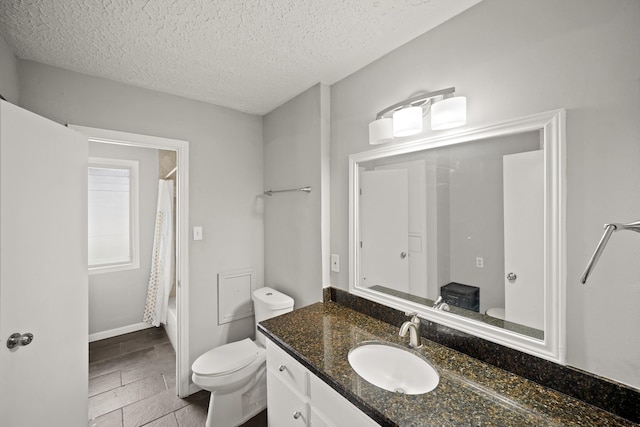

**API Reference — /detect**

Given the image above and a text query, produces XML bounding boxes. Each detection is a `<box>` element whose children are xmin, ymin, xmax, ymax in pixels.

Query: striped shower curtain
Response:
<box><xmin>143</xmin><ymin>179</ymin><xmax>175</xmax><ymax>327</ymax></box>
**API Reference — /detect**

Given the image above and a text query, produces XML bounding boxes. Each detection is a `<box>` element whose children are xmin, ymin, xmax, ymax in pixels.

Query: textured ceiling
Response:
<box><xmin>0</xmin><ymin>0</ymin><xmax>481</xmax><ymax>115</ymax></box>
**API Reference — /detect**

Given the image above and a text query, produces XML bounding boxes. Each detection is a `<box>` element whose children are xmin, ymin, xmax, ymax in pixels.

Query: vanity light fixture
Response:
<box><xmin>368</xmin><ymin>87</ymin><xmax>467</xmax><ymax>145</ymax></box>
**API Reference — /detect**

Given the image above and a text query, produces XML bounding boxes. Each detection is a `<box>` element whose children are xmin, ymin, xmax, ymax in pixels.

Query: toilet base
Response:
<box><xmin>204</xmin><ymin>367</ymin><xmax>267</xmax><ymax>427</ymax></box>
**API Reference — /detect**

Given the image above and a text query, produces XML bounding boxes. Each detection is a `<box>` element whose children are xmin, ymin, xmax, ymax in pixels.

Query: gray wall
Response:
<box><xmin>263</xmin><ymin>83</ymin><xmax>329</xmax><ymax>308</ymax></box>
<box><xmin>330</xmin><ymin>0</ymin><xmax>640</xmax><ymax>388</ymax></box>
<box><xmin>87</xmin><ymin>142</ymin><xmax>158</xmax><ymax>335</ymax></box>
<box><xmin>17</xmin><ymin>60</ymin><xmax>264</xmax><ymax>368</ymax></box>
<box><xmin>0</xmin><ymin>34</ymin><xmax>18</xmax><ymax>103</ymax></box>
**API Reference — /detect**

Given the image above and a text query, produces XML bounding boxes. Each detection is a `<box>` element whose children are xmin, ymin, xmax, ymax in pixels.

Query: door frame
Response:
<box><xmin>69</xmin><ymin>125</ymin><xmax>191</xmax><ymax>398</ymax></box>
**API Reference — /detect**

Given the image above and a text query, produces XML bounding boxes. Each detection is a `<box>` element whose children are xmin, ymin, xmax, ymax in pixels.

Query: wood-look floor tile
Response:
<box><xmin>89</xmin><ymin>374</ymin><xmax>167</xmax><ymax>420</ymax></box>
<box><xmin>88</xmin><ymin>409</ymin><xmax>123</xmax><ymax>427</ymax></box>
<box><xmin>155</xmin><ymin>342</ymin><xmax>176</xmax><ymax>357</ymax></box>
<box><xmin>90</xmin><ymin>342</ymin><xmax>123</xmax><ymax>363</ymax></box>
<box><xmin>182</xmin><ymin>390</ymin><xmax>210</xmax><ymax>407</ymax></box>
<box><xmin>174</xmin><ymin>403</ymin><xmax>207</xmax><ymax>427</ymax></box>
<box><xmin>90</xmin><ymin>347</ymin><xmax>158</xmax><ymax>379</ymax></box>
<box><xmin>142</xmin><ymin>413</ymin><xmax>179</xmax><ymax>427</ymax></box>
<box><xmin>122</xmin><ymin>388</ymin><xmax>191</xmax><ymax>427</ymax></box>
<box><xmin>90</xmin><ymin>335</ymin><xmax>126</xmax><ymax>352</ymax></box>
<box><xmin>90</xmin><ymin>371</ymin><xmax>122</xmax><ymax>397</ymax></box>
<box><xmin>121</xmin><ymin>351</ymin><xmax>175</xmax><ymax>386</ymax></box>
<box><xmin>163</xmin><ymin>372</ymin><xmax>176</xmax><ymax>390</ymax></box>
<box><xmin>120</xmin><ymin>329</ymin><xmax>169</xmax><ymax>355</ymax></box>
<box><xmin>240</xmin><ymin>410</ymin><xmax>267</xmax><ymax>427</ymax></box>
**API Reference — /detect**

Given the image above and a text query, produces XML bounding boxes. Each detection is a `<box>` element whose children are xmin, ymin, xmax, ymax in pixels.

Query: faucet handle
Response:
<box><xmin>404</xmin><ymin>312</ymin><xmax>420</xmax><ymax>323</ymax></box>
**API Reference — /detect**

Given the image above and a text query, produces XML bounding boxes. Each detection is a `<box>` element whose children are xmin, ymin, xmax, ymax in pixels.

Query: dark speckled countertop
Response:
<box><xmin>258</xmin><ymin>302</ymin><xmax>635</xmax><ymax>427</ymax></box>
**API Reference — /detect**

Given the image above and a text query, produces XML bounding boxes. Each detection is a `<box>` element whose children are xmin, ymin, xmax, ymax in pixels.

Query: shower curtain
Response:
<box><xmin>143</xmin><ymin>179</ymin><xmax>175</xmax><ymax>327</ymax></box>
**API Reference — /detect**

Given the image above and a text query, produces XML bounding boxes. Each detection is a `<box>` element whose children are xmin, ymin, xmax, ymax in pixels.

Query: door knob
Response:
<box><xmin>6</xmin><ymin>332</ymin><xmax>34</xmax><ymax>349</ymax></box>
<box><xmin>506</xmin><ymin>272</ymin><xmax>517</xmax><ymax>282</ymax></box>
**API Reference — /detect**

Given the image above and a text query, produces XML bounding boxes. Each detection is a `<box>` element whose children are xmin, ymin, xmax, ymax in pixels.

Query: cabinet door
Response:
<box><xmin>267</xmin><ymin>340</ymin><xmax>308</xmax><ymax>395</ymax></box>
<box><xmin>267</xmin><ymin>370</ymin><xmax>308</xmax><ymax>427</ymax></box>
<box><xmin>309</xmin><ymin>407</ymin><xmax>332</xmax><ymax>427</ymax></box>
<box><xmin>309</xmin><ymin>374</ymin><xmax>379</xmax><ymax>426</ymax></box>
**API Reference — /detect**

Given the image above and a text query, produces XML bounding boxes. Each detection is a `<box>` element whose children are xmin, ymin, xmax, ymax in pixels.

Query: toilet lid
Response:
<box><xmin>192</xmin><ymin>338</ymin><xmax>259</xmax><ymax>376</ymax></box>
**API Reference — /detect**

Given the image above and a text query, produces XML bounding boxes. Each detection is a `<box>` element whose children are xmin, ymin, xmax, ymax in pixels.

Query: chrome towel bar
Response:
<box><xmin>580</xmin><ymin>220</ymin><xmax>640</xmax><ymax>284</ymax></box>
<box><xmin>263</xmin><ymin>186</ymin><xmax>311</xmax><ymax>196</ymax></box>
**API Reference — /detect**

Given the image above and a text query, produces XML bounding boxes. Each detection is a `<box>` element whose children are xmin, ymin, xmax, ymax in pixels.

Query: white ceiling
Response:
<box><xmin>0</xmin><ymin>0</ymin><xmax>481</xmax><ymax>115</ymax></box>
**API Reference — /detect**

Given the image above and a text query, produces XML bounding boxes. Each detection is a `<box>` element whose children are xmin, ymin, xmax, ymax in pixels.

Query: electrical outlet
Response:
<box><xmin>476</xmin><ymin>257</ymin><xmax>484</xmax><ymax>268</ymax></box>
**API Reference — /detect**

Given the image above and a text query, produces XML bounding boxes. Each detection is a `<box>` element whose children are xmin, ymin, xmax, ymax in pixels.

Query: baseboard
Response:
<box><xmin>89</xmin><ymin>322</ymin><xmax>153</xmax><ymax>342</ymax></box>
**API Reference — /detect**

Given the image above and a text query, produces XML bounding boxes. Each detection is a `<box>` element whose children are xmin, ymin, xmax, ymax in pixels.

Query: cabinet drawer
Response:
<box><xmin>267</xmin><ymin>371</ymin><xmax>308</xmax><ymax>427</ymax></box>
<box><xmin>309</xmin><ymin>374</ymin><xmax>379</xmax><ymax>426</ymax></box>
<box><xmin>266</xmin><ymin>340</ymin><xmax>308</xmax><ymax>395</ymax></box>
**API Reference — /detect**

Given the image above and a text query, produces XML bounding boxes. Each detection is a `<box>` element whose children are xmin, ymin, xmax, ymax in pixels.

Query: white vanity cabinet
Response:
<box><xmin>266</xmin><ymin>340</ymin><xmax>379</xmax><ymax>427</ymax></box>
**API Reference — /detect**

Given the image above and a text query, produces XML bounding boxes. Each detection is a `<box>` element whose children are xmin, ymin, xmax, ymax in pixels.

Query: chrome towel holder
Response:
<box><xmin>263</xmin><ymin>186</ymin><xmax>311</xmax><ymax>196</ymax></box>
<box><xmin>580</xmin><ymin>220</ymin><xmax>640</xmax><ymax>284</ymax></box>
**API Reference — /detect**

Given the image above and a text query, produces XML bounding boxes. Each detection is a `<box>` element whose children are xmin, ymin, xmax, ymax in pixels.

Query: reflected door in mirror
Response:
<box><xmin>503</xmin><ymin>150</ymin><xmax>544</xmax><ymax>330</ymax></box>
<box><xmin>360</xmin><ymin>169</ymin><xmax>409</xmax><ymax>293</ymax></box>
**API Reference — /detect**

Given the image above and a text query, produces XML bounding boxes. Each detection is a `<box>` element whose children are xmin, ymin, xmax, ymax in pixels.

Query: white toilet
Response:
<box><xmin>191</xmin><ymin>287</ymin><xmax>294</xmax><ymax>427</ymax></box>
<box><xmin>486</xmin><ymin>307</ymin><xmax>506</xmax><ymax>320</ymax></box>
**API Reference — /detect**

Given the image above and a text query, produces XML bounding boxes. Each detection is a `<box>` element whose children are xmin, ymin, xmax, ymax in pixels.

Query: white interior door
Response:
<box><xmin>375</xmin><ymin>160</ymin><xmax>428</xmax><ymax>298</ymax></box>
<box><xmin>360</xmin><ymin>169</ymin><xmax>409</xmax><ymax>292</ymax></box>
<box><xmin>0</xmin><ymin>101</ymin><xmax>88</xmax><ymax>426</ymax></box>
<box><xmin>503</xmin><ymin>150</ymin><xmax>544</xmax><ymax>330</ymax></box>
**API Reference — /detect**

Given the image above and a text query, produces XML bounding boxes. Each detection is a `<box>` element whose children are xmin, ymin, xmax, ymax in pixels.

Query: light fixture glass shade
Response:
<box><xmin>368</xmin><ymin>117</ymin><xmax>394</xmax><ymax>145</ymax></box>
<box><xmin>393</xmin><ymin>106</ymin><xmax>423</xmax><ymax>137</ymax></box>
<box><xmin>431</xmin><ymin>96</ymin><xmax>467</xmax><ymax>130</ymax></box>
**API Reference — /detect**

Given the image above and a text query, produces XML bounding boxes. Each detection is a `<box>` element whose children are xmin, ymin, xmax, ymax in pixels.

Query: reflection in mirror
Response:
<box><xmin>357</xmin><ymin>131</ymin><xmax>543</xmax><ymax>339</ymax></box>
<box><xmin>349</xmin><ymin>110</ymin><xmax>565</xmax><ymax>363</ymax></box>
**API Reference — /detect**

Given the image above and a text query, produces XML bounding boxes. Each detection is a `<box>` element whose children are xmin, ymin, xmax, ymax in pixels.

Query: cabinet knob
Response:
<box><xmin>278</xmin><ymin>365</ymin><xmax>286</xmax><ymax>372</ymax></box>
<box><xmin>293</xmin><ymin>411</ymin><xmax>302</xmax><ymax>420</ymax></box>
<box><xmin>506</xmin><ymin>272</ymin><xmax>517</xmax><ymax>281</ymax></box>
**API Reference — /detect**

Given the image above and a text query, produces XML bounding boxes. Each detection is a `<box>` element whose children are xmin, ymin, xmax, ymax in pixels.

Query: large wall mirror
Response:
<box><xmin>349</xmin><ymin>110</ymin><xmax>566</xmax><ymax>363</ymax></box>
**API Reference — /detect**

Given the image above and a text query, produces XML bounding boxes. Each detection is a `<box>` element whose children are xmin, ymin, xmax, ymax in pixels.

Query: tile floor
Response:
<box><xmin>88</xmin><ymin>328</ymin><xmax>267</xmax><ymax>427</ymax></box>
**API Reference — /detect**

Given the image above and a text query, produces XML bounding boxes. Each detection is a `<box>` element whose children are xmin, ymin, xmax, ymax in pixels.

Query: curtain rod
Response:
<box><xmin>164</xmin><ymin>167</ymin><xmax>177</xmax><ymax>179</ymax></box>
<box><xmin>264</xmin><ymin>186</ymin><xmax>311</xmax><ymax>196</ymax></box>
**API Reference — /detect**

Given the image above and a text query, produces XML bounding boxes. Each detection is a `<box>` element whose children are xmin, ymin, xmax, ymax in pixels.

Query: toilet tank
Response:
<box><xmin>252</xmin><ymin>287</ymin><xmax>294</xmax><ymax>345</ymax></box>
<box><xmin>252</xmin><ymin>287</ymin><xmax>294</xmax><ymax>323</ymax></box>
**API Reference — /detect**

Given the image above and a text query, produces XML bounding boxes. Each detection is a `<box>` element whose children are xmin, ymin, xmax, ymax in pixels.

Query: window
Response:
<box><xmin>88</xmin><ymin>157</ymin><xmax>139</xmax><ymax>273</ymax></box>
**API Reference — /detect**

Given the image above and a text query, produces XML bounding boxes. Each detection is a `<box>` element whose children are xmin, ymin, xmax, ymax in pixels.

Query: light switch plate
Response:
<box><xmin>193</xmin><ymin>226</ymin><xmax>203</xmax><ymax>241</ymax></box>
<box><xmin>331</xmin><ymin>254</ymin><xmax>340</xmax><ymax>272</ymax></box>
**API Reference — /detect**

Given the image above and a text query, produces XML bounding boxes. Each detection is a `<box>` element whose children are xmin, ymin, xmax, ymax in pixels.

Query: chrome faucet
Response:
<box><xmin>399</xmin><ymin>313</ymin><xmax>422</xmax><ymax>348</ymax></box>
<box><xmin>432</xmin><ymin>296</ymin><xmax>450</xmax><ymax>311</ymax></box>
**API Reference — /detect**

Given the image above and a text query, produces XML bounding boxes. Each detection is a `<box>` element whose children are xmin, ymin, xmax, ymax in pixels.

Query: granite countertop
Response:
<box><xmin>258</xmin><ymin>302</ymin><xmax>634</xmax><ymax>427</ymax></box>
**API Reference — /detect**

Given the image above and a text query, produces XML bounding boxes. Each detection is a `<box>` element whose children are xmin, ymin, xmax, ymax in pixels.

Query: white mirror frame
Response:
<box><xmin>349</xmin><ymin>109</ymin><xmax>566</xmax><ymax>364</ymax></box>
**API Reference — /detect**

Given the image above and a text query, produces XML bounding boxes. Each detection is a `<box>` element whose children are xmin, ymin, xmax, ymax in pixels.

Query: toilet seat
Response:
<box><xmin>192</xmin><ymin>338</ymin><xmax>259</xmax><ymax>377</ymax></box>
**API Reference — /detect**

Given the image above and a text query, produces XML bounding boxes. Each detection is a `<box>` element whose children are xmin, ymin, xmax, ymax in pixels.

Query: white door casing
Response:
<box><xmin>69</xmin><ymin>124</ymin><xmax>191</xmax><ymax>398</ymax></box>
<box><xmin>0</xmin><ymin>100</ymin><xmax>89</xmax><ymax>426</ymax></box>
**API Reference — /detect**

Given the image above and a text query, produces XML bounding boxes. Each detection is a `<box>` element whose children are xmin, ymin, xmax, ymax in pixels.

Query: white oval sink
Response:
<box><xmin>348</xmin><ymin>343</ymin><xmax>439</xmax><ymax>395</ymax></box>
